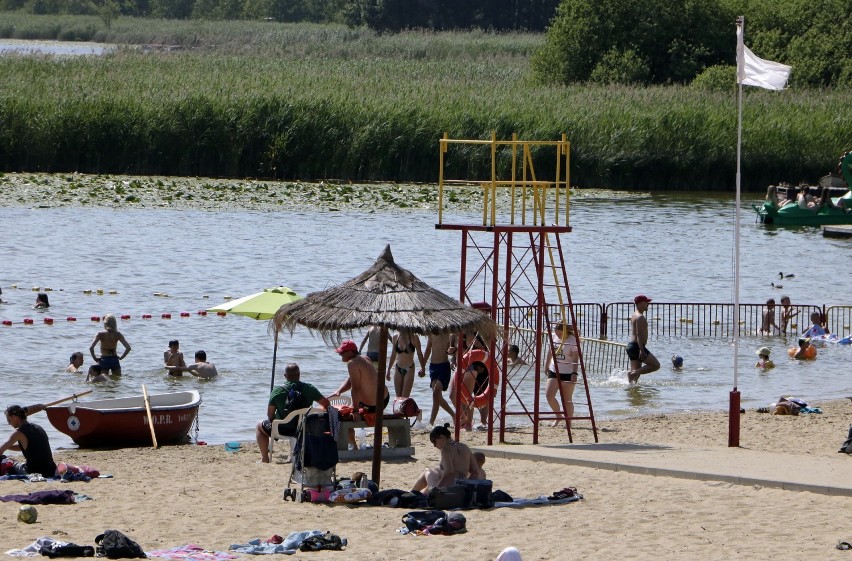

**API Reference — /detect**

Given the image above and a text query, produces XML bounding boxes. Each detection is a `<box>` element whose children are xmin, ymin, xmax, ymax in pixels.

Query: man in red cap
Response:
<box><xmin>626</xmin><ymin>295</ymin><xmax>659</xmax><ymax>383</ymax></box>
<box><xmin>330</xmin><ymin>339</ymin><xmax>389</xmax><ymax>449</ymax></box>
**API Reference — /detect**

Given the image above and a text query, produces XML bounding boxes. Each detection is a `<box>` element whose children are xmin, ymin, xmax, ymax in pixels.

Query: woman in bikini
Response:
<box><xmin>544</xmin><ymin>322</ymin><xmax>579</xmax><ymax>427</ymax></box>
<box><xmin>386</xmin><ymin>329</ymin><xmax>425</xmax><ymax>398</ymax></box>
<box><xmin>411</xmin><ymin>424</ymin><xmax>484</xmax><ymax>493</ymax></box>
<box><xmin>89</xmin><ymin>314</ymin><xmax>131</xmax><ymax>376</ymax></box>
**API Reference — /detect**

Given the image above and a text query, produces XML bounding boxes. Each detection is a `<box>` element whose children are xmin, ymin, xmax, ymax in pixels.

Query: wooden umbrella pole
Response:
<box><xmin>371</xmin><ymin>327</ymin><xmax>390</xmax><ymax>485</ymax></box>
<box><xmin>142</xmin><ymin>385</ymin><xmax>159</xmax><ymax>449</ymax></box>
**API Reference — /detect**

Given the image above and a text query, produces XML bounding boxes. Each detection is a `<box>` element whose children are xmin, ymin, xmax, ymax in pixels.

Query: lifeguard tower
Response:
<box><xmin>436</xmin><ymin>132</ymin><xmax>598</xmax><ymax>445</ymax></box>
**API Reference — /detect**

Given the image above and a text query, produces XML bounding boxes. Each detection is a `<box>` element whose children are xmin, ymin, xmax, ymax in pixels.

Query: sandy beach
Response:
<box><xmin>2</xmin><ymin>400</ymin><xmax>851</xmax><ymax>560</ymax></box>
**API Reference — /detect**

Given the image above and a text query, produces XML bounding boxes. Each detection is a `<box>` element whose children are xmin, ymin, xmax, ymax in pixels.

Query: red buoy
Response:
<box><xmin>121</xmin><ymin>314</ymin><xmax>131</xmax><ymax>320</ymax></box>
<box><xmin>180</xmin><ymin>312</ymin><xmax>190</xmax><ymax>317</ymax></box>
<box><xmin>91</xmin><ymin>316</ymin><xmax>101</xmax><ymax>322</ymax></box>
<box><xmin>162</xmin><ymin>313</ymin><xmax>171</xmax><ymax>319</ymax></box>
<box><xmin>43</xmin><ymin>317</ymin><xmax>54</xmax><ymax>324</ymax></box>
<box><xmin>66</xmin><ymin>316</ymin><xmax>76</xmax><ymax>321</ymax></box>
<box><xmin>23</xmin><ymin>318</ymin><xmax>34</xmax><ymax>324</ymax></box>
<box><xmin>1</xmin><ymin>320</ymin><xmax>12</xmax><ymax>326</ymax></box>
<box><xmin>217</xmin><ymin>311</ymin><xmax>227</xmax><ymax>316</ymax></box>
<box><xmin>197</xmin><ymin>311</ymin><xmax>208</xmax><ymax>316</ymax></box>
<box><xmin>142</xmin><ymin>314</ymin><xmax>152</xmax><ymax>319</ymax></box>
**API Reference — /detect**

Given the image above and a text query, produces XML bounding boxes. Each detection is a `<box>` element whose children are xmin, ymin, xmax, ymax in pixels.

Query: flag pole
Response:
<box><xmin>729</xmin><ymin>16</ymin><xmax>745</xmax><ymax>447</ymax></box>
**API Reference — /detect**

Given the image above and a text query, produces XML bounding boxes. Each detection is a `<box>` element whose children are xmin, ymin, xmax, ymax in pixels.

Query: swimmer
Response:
<box><xmin>754</xmin><ymin>347</ymin><xmax>774</xmax><ymax>369</ymax></box>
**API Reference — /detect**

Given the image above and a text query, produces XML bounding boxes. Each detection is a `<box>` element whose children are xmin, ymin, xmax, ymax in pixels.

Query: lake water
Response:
<box><xmin>0</xmin><ymin>39</ymin><xmax>114</xmax><ymax>56</ymax></box>
<box><xmin>1</xmin><ymin>192</ymin><xmax>850</xmax><ymax>448</ymax></box>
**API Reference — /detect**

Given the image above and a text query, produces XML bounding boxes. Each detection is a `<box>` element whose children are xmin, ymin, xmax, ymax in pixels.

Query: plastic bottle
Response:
<box><xmin>356</xmin><ymin>428</ymin><xmax>366</xmax><ymax>449</ymax></box>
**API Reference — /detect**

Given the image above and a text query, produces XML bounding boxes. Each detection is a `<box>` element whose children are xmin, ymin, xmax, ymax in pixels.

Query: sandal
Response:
<box><xmin>756</xmin><ymin>407</ymin><xmax>770</xmax><ymax>413</ymax></box>
<box><xmin>837</xmin><ymin>542</ymin><xmax>852</xmax><ymax>551</ymax></box>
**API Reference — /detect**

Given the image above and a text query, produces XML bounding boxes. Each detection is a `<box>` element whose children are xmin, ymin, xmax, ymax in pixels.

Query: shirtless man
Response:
<box><xmin>166</xmin><ymin>350</ymin><xmax>218</xmax><ymax>379</ymax></box>
<box><xmin>626</xmin><ymin>295</ymin><xmax>660</xmax><ymax>383</ymax></box>
<box><xmin>759</xmin><ymin>298</ymin><xmax>780</xmax><ymax>335</ymax></box>
<box><xmin>330</xmin><ymin>339</ymin><xmax>389</xmax><ymax>448</ymax></box>
<box><xmin>411</xmin><ymin>424</ymin><xmax>484</xmax><ymax>492</ymax></box>
<box><xmin>423</xmin><ymin>332</ymin><xmax>456</xmax><ymax>427</ymax></box>
<box><xmin>66</xmin><ymin>352</ymin><xmax>85</xmax><ymax>373</ymax></box>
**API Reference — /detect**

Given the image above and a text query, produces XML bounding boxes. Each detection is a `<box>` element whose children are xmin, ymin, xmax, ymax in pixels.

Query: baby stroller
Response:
<box><xmin>283</xmin><ymin>408</ymin><xmax>339</xmax><ymax>503</ymax></box>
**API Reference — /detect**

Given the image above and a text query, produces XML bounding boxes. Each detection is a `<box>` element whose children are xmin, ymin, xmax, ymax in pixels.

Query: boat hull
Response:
<box><xmin>46</xmin><ymin>391</ymin><xmax>201</xmax><ymax>448</ymax></box>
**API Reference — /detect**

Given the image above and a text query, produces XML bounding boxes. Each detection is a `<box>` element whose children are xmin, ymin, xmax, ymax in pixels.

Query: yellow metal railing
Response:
<box><xmin>437</xmin><ymin>132</ymin><xmax>571</xmax><ymax>227</ymax></box>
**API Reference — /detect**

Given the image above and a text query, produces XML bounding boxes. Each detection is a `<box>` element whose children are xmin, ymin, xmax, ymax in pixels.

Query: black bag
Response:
<box><xmin>455</xmin><ymin>478</ymin><xmax>494</xmax><ymax>508</ymax></box>
<box><xmin>299</xmin><ymin>532</ymin><xmax>345</xmax><ymax>551</ymax></box>
<box><xmin>40</xmin><ymin>543</ymin><xmax>95</xmax><ymax>558</ymax></box>
<box><xmin>402</xmin><ymin>510</ymin><xmax>447</xmax><ymax>532</ymax></box>
<box><xmin>427</xmin><ymin>484</ymin><xmax>469</xmax><ymax>509</ymax></box>
<box><xmin>95</xmin><ymin>530</ymin><xmax>146</xmax><ymax>559</ymax></box>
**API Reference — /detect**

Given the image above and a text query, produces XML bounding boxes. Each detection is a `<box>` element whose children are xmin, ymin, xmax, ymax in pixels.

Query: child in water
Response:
<box><xmin>754</xmin><ymin>347</ymin><xmax>774</xmax><ymax>369</ymax></box>
<box><xmin>164</xmin><ymin>339</ymin><xmax>186</xmax><ymax>371</ymax></box>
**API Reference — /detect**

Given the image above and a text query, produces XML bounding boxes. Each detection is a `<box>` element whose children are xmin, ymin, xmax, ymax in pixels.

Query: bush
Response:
<box><xmin>589</xmin><ymin>49</ymin><xmax>650</xmax><ymax>85</ymax></box>
<box><xmin>691</xmin><ymin>64</ymin><xmax>735</xmax><ymax>92</ymax></box>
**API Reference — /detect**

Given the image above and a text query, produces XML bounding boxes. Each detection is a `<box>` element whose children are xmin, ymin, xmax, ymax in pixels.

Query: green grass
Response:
<box><xmin>0</xmin><ymin>14</ymin><xmax>849</xmax><ymax>190</ymax></box>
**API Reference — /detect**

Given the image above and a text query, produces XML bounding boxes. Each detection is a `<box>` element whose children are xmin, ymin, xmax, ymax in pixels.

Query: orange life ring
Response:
<box><xmin>787</xmin><ymin>346</ymin><xmax>817</xmax><ymax>359</ymax></box>
<box><xmin>457</xmin><ymin>349</ymin><xmax>499</xmax><ymax>408</ymax></box>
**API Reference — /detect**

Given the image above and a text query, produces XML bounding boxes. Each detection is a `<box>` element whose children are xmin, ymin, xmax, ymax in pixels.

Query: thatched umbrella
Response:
<box><xmin>271</xmin><ymin>244</ymin><xmax>498</xmax><ymax>485</ymax></box>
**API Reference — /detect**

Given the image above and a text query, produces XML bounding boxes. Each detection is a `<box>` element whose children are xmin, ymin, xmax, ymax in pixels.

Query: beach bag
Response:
<box><xmin>402</xmin><ymin>510</ymin><xmax>447</xmax><ymax>532</ymax></box>
<box><xmin>423</xmin><ymin>512</ymin><xmax>467</xmax><ymax>535</ymax></box>
<box><xmin>427</xmin><ymin>484</ymin><xmax>469</xmax><ymax>509</ymax></box>
<box><xmin>392</xmin><ymin>397</ymin><xmax>420</xmax><ymax>418</ymax></box>
<box><xmin>840</xmin><ymin>425</ymin><xmax>852</xmax><ymax>454</ymax></box>
<box><xmin>40</xmin><ymin>543</ymin><xmax>95</xmax><ymax>558</ymax></box>
<box><xmin>95</xmin><ymin>530</ymin><xmax>146</xmax><ymax>559</ymax></box>
<box><xmin>299</xmin><ymin>532</ymin><xmax>345</xmax><ymax>551</ymax></box>
<box><xmin>455</xmin><ymin>478</ymin><xmax>494</xmax><ymax>508</ymax></box>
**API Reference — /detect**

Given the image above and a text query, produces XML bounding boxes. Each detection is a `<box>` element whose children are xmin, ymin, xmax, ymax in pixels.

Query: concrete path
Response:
<box><xmin>472</xmin><ymin>442</ymin><xmax>852</xmax><ymax>496</ymax></box>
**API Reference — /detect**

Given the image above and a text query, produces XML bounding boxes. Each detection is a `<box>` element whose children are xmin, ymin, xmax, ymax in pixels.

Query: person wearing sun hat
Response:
<box><xmin>330</xmin><ymin>339</ymin><xmax>389</xmax><ymax>449</ymax></box>
<box><xmin>754</xmin><ymin>346</ymin><xmax>775</xmax><ymax>369</ymax></box>
<box><xmin>626</xmin><ymin>294</ymin><xmax>660</xmax><ymax>383</ymax></box>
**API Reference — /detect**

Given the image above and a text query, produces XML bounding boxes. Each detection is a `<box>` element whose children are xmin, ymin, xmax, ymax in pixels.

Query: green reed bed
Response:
<box><xmin>0</xmin><ymin>40</ymin><xmax>849</xmax><ymax>189</ymax></box>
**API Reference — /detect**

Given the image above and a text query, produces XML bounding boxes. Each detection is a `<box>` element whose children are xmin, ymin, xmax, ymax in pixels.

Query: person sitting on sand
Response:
<box><xmin>754</xmin><ymin>347</ymin><xmax>774</xmax><ymax>369</ymax></box>
<box><xmin>164</xmin><ymin>339</ymin><xmax>187</xmax><ymax>371</ymax></box>
<box><xmin>473</xmin><ymin>451</ymin><xmax>486</xmax><ymax>480</ymax></box>
<box><xmin>166</xmin><ymin>350</ymin><xmax>218</xmax><ymax>378</ymax></box>
<box><xmin>66</xmin><ymin>352</ymin><xmax>85</xmax><ymax>373</ymax></box>
<box><xmin>0</xmin><ymin>404</ymin><xmax>57</xmax><ymax>477</ymax></box>
<box><xmin>255</xmin><ymin>363</ymin><xmax>330</xmax><ymax>464</ymax></box>
<box><xmin>411</xmin><ymin>424</ymin><xmax>484</xmax><ymax>493</ymax></box>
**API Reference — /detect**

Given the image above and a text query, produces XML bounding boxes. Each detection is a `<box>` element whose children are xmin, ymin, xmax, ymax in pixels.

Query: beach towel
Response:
<box><xmin>493</xmin><ymin>494</ymin><xmax>583</xmax><ymax>508</ymax></box>
<box><xmin>229</xmin><ymin>530</ymin><xmax>324</xmax><ymax>555</ymax></box>
<box><xmin>147</xmin><ymin>544</ymin><xmax>238</xmax><ymax>560</ymax></box>
<box><xmin>6</xmin><ymin>538</ymin><xmax>68</xmax><ymax>557</ymax></box>
<box><xmin>0</xmin><ymin>489</ymin><xmax>76</xmax><ymax>504</ymax></box>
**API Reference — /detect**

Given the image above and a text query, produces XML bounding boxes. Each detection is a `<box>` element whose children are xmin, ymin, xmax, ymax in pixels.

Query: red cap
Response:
<box><xmin>335</xmin><ymin>339</ymin><xmax>358</xmax><ymax>354</ymax></box>
<box><xmin>634</xmin><ymin>294</ymin><xmax>652</xmax><ymax>304</ymax></box>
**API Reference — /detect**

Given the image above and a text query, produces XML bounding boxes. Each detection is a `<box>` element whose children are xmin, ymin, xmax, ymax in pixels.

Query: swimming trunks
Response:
<box><xmin>98</xmin><ymin>355</ymin><xmax>121</xmax><ymax>372</ymax></box>
<box><xmin>261</xmin><ymin>419</ymin><xmax>298</xmax><ymax>438</ymax></box>
<box><xmin>366</xmin><ymin>351</ymin><xmax>379</xmax><ymax>362</ymax></box>
<box><xmin>429</xmin><ymin>362</ymin><xmax>451</xmax><ymax>390</ymax></box>
<box><xmin>546</xmin><ymin>370</ymin><xmax>577</xmax><ymax>383</ymax></box>
<box><xmin>626</xmin><ymin>342</ymin><xmax>646</xmax><ymax>361</ymax></box>
<box><xmin>359</xmin><ymin>394</ymin><xmax>391</xmax><ymax>414</ymax></box>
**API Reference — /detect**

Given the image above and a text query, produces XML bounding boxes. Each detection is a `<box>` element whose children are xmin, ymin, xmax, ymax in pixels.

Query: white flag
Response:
<box><xmin>736</xmin><ymin>24</ymin><xmax>791</xmax><ymax>90</ymax></box>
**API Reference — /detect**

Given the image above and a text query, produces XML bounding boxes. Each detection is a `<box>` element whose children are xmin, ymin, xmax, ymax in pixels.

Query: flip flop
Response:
<box><xmin>837</xmin><ymin>542</ymin><xmax>852</xmax><ymax>550</ymax></box>
<box><xmin>548</xmin><ymin>487</ymin><xmax>576</xmax><ymax>500</ymax></box>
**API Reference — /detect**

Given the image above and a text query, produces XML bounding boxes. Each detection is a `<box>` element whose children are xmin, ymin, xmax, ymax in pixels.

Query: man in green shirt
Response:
<box><xmin>255</xmin><ymin>363</ymin><xmax>330</xmax><ymax>463</ymax></box>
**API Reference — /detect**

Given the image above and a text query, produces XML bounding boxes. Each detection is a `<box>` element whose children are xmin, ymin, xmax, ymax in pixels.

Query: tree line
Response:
<box><xmin>533</xmin><ymin>0</ymin><xmax>851</xmax><ymax>89</ymax></box>
<box><xmin>0</xmin><ymin>0</ymin><xmax>560</xmax><ymax>30</ymax></box>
